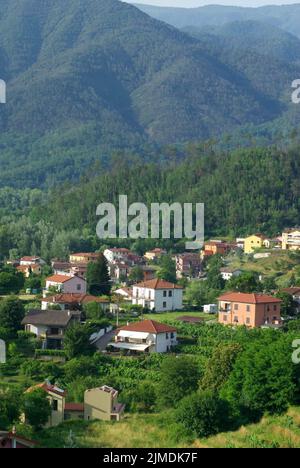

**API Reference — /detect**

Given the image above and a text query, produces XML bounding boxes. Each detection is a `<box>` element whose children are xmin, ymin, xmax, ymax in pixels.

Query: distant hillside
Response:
<box><xmin>135</xmin><ymin>3</ymin><xmax>300</xmax><ymax>38</ymax></box>
<box><xmin>0</xmin><ymin>0</ymin><xmax>300</xmax><ymax>188</ymax></box>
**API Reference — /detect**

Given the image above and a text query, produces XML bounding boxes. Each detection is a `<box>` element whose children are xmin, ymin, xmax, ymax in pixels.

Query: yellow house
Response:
<box><xmin>24</xmin><ymin>382</ymin><xmax>66</xmax><ymax>428</ymax></box>
<box><xmin>282</xmin><ymin>228</ymin><xmax>300</xmax><ymax>251</ymax></box>
<box><xmin>244</xmin><ymin>234</ymin><xmax>270</xmax><ymax>254</ymax></box>
<box><xmin>84</xmin><ymin>386</ymin><xmax>125</xmax><ymax>422</ymax></box>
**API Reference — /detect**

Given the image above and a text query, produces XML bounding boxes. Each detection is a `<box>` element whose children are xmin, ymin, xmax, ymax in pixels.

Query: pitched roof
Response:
<box><xmin>282</xmin><ymin>287</ymin><xmax>300</xmax><ymax>295</ymax></box>
<box><xmin>22</xmin><ymin>310</ymin><xmax>80</xmax><ymax>327</ymax></box>
<box><xmin>43</xmin><ymin>293</ymin><xmax>109</xmax><ymax>305</ymax></box>
<box><xmin>65</xmin><ymin>402</ymin><xmax>84</xmax><ymax>412</ymax></box>
<box><xmin>133</xmin><ymin>278</ymin><xmax>183</xmax><ymax>290</ymax></box>
<box><xmin>218</xmin><ymin>292</ymin><xmax>282</xmax><ymax>304</ymax></box>
<box><xmin>21</xmin><ymin>256</ymin><xmax>40</xmax><ymax>261</ymax></box>
<box><xmin>46</xmin><ymin>274</ymin><xmax>76</xmax><ymax>284</ymax></box>
<box><xmin>70</xmin><ymin>252</ymin><xmax>99</xmax><ymax>258</ymax></box>
<box><xmin>118</xmin><ymin>319</ymin><xmax>177</xmax><ymax>334</ymax></box>
<box><xmin>26</xmin><ymin>382</ymin><xmax>67</xmax><ymax>397</ymax></box>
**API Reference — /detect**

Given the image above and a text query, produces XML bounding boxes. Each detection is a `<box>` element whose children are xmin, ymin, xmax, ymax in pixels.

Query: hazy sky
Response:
<box><xmin>126</xmin><ymin>1</ymin><xmax>300</xmax><ymax>7</ymax></box>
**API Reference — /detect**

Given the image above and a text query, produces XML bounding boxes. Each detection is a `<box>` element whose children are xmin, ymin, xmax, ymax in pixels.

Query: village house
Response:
<box><xmin>110</xmin><ymin>319</ymin><xmax>177</xmax><ymax>353</ymax></box>
<box><xmin>282</xmin><ymin>287</ymin><xmax>300</xmax><ymax>303</ymax></box>
<box><xmin>175</xmin><ymin>253</ymin><xmax>202</xmax><ymax>279</ymax></box>
<box><xmin>201</xmin><ymin>240</ymin><xmax>235</xmax><ymax>259</ymax></box>
<box><xmin>220</xmin><ymin>267</ymin><xmax>243</xmax><ymax>281</ymax></box>
<box><xmin>218</xmin><ymin>292</ymin><xmax>282</xmax><ymax>328</ymax></box>
<box><xmin>20</xmin><ymin>256</ymin><xmax>46</xmax><ymax>267</ymax></box>
<box><xmin>22</xmin><ymin>309</ymin><xmax>81</xmax><ymax>349</ymax></box>
<box><xmin>41</xmin><ymin>293</ymin><xmax>110</xmax><ymax>311</ymax></box>
<box><xmin>84</xmin><ymin>386</ymin><xmax>125</xmax><ymax>422</ymax></box>
<box><xmin>69</xmin><ymin>252</ymin><xmax>100</xmax><ymax>264</ymax></box>
<box><xmin>23</xmin><ymin>382</ymin><xmax>124</xmax><ymax>428</ymax></box>
<box><xmin>144</xmin><ymin>248</ymin><xmax>167</xmax><ymax>262</ymax></box>
<box><xmin>45</xmin><ymin>274</ymin><xmax>87</xmax><ymax>295</ymax></box>
<box><xmin>24</xmin><ymin>382</ymin><xmax>67</xmax><ymax>428</ymax></box>
<box><xmin>132</xmin><ymin>278</ymin><xmax>183</xmax><ymax>312</ymax></box>
<box><xmin>17</xmin><ymin>264</ymin><xmax>42</xmax><ymax>278</ymax></box>
<box><xmin>244</xmin><ymin>234</ymin><xmax>270</xmax><ymax>254</ymax></box>
<box><xmin>114</xmin><ymin>287</ymin><xmax>133</xmax><ymax>301</ymax></box>
<box><xmin>282</xmin><ymin>228</ymin><xmax>300</xmax><ymax>251</ymax></box>
<box><xmin>103</xmin><ymin>248</ymin><xmax>132</xmax><ymax>264</ymax></box>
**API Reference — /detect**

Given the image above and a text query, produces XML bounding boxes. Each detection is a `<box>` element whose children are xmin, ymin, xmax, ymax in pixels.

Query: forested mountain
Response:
<box><xmin>183</xmin><ymin>20</ymin><xmax>300</xmax><ymax>65</ymax></box>
<box><xmin>0</xmin><ymin>0</ymin><xmax>300</xmax><ymax>188</ymax></box>
<box><xmin>135</xmin><ymin>3</ymin><xmax>300</xmax><ymax>38</ymax></box>
<box><xmin>2</xmin><ymin>139</ymin><xmax>300</xmax><ymax>260</ymax></box>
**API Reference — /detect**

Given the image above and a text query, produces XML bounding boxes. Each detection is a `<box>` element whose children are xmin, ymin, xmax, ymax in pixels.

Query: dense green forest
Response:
<box><xmin>1</xmin><ymin>141</ymin><xmax>300</xmax><ymax>260</ymax></box>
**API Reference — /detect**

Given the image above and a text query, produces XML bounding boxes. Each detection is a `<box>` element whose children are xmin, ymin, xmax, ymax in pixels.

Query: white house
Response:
<box><xmin>45</xmin><ymin>275</ymin><xmax>87</xmax><ymax>296</ymax></box>
<box><xmin>220</xmin><ymin>268</ymin><xmax>242</xmax><ymax>281</ymax></box>
<box><xmin>20</xmin><ymin>256</ymin><xmax>46</xmax><ymax>266</ymax></box>
<box><xmin>103</xmin><ymin>248</ymin><xmax>131</xmax><ymax>264</ymax></box>
<box><xmin>110</xmin><ymin>320</ymin><xmax>177</xmax><ymax>353</ymax></box>
<box><xmin>132</xmin><ymin>279</ymin><xmax>183</xmax><ymax>312</ymax></box>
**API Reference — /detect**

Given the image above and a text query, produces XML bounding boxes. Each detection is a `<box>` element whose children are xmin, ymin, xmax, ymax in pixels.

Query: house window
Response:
<box><xmin>223</xmin><ymin>315</ymin><xmax>227</xmax><ymax>322</ymax></box>
<box><xmin>52</xmin><ymin>399</ymin><xmax>58</xmax><ymax>411</ymax></box>
<box><xmin>163</xmin><ymin>291</ymin><xmax>167</xmax><ymax>297</ymax></box>
<box><xmin>168</xmin><ymin>291</ymin><xmax>172</xmax><ymax>297</ymax></box>
<box><xmin>171</xmin><ymin>332</ymin><xmax>174</xmax><ymax>339</ymax></box>
<box><xmin>273</xmin><ymin>305</ymin><xmax>277</xmax><ymax>311</ymax></box>
<box><xmin>234</xmin><ymin>316</ymin><xmax>239</xmax><ymax>323</ymax></box>
<box><xmin>163</xmin><ymin>302</ymin><xmax>167</xmax><ymax>308</ymax></box>
<box><xmin>166</xmin><ymin>333</ymin><xmax>169</xmax><ymax>339</ymax></box>
<box><xmin>246</xmin><ymin>317</ymin><xmax>250</xmax><ymax>325</ymax></box>
<box><xmin>77</xmin><ymin>284</ymin><xmax>81</xmax><ymax>291</ymax></box>
<box><xmin>234</xmin><ymin>304</ymin><xmax>239</xmax><ymax>310</ymax></box>
<box><xmin>246</xmin><ymin>305</ymin><xmax>251</xmax><ymax>312</ymax></box>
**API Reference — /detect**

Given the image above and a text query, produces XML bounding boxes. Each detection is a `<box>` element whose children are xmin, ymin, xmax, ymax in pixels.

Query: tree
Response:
<box><xmin>87</xmin><ymin>254</ymin><xmax>111</xmax><ymax>296</ymax></box>
<box><xmin>0</xmin><ymin>389</ymin><xmax>21</xmax><ymax>429</ymax></box>
<box><xmin>200</xmin><ymin>343</ymin><xmax>242</xmax><ymax>393</ymax></box>
<box><xmin>176</xmin><ymin>391</ymin><xmax>230</xmax><ymax>438</ymax></box>
<box><xmin>185</xmin><ymin>280</ymin><xmax>218</xmax><ymax>308</ymax></box>
<box><xmin>158</xmin><ymin>356</ymin><xmax>200</xmax><ymax>408</ymax></box>
<box><xmin>64</xmin><ymin>323</ymin><xmax>94</xmax><ymax>360</ymax></box>
<box><xmin>129</xmin><ymin>266</ymin><xmax>144</xmax><ymax>283</ymax></box>
<box><xmin>226</xmin><ymin>271</ymin><xmax>261</xmax><ymax>293</ymax></box>
<box><xmin>157</xmin><ymin>255</ymin><xmax>177</xmax><ymax>283</ymax></box>
<box><xmin>0</xmin><ymin>297</ymin><xmax>25</xmax><ymax>338</ymax></box>
<box><xmin>22</xmin><ymin>389</ymin><xmax>51</xmax><ymax>430</ymax></box>
<box><xmin>221</xmin><ymin>335</ymin><xmax>297</xmax><ymax>420</ymax></box>
<box><xmin>275</xmin><ymin>292</ymin><xmax>295</xmax><ymax>317</ymax></box>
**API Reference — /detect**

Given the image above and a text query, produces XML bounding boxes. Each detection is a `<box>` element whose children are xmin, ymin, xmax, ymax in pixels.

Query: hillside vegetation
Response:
<box><xmin>36</xmin><ymin>407</ymin><xmax>300</xmax><ymax>448</ymax></box>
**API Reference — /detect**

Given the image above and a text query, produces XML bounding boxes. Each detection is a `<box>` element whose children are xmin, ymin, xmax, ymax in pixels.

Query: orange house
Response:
<box><xmin>218</xmin><ymin>292</ymin><xmax>282</xmax><ymax>328</ymax></box>
<box><xmin>201</xmin><ymin>241</ymin><xmax>234</xmax><ymax>259</ymax></box>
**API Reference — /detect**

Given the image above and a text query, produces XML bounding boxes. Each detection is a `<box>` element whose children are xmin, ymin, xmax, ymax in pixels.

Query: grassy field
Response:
<box><xmin>37</xmin><ymin>407</ymin><xmax>300</xmax><ymax>448</ymax></box>
<box><xmin>227</xmin><ymin>250</ymin><xmax>300</xmax><ymax>287</ymax></box>
<box><xmin>146</xmin><ymin>311</ymin><xmax>214</xmax><ymax>322</ymax></box>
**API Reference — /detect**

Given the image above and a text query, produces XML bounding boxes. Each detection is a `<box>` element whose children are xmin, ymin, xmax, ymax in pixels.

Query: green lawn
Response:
<box><xmin>146</xmin><ymin>310</ymin><xmax>214</xmax><ymax>322</ymax></box>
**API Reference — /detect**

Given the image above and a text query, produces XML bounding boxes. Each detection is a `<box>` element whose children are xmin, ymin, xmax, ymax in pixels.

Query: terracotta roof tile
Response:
<box><xmin>119</xmin><ymin>319</ymin><xmax>177</xmax><ymax>334</ymax></box>
<box><xmin>218</xmin><ymin>292</ymin><xmax>282</xmax><ymax>304</ymax></box>
<box><xmin>133</xmin><ymin>279</ymin><xmax>183</xmax><ymax>290</ymax></box>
